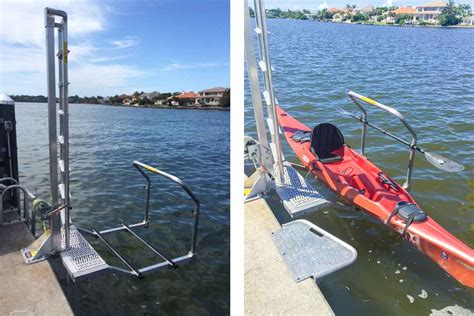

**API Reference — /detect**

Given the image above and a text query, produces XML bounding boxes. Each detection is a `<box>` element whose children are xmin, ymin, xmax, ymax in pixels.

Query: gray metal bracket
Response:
<box><xmin>271</xmin><ymin>219</ymin><xmax>357</xmax><ymax>283</ymax></box>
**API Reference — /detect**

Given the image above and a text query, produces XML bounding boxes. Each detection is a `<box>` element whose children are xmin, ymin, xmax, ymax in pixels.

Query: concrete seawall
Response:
<box><xmin>244</xmin><ymin>197</ymin><xmax>334</xmax><ymax>315</ymax></box>
<box><xmin>0</xmin><ymin>222</ymin><xmax>73</xmax><ymax>315</ymax></box>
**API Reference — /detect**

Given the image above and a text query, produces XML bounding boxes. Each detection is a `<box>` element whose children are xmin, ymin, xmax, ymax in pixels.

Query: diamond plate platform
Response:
<box><xmin>271</xmin><ymin>220</ymin><xmax>357</xmax><ymax>283</ymax></box>
<box><xmin>274</xmin><ymin>162</ymin><xmax>330</xmax><ymax>217</ymax></box>
<box><xmin>60</xmin><ymin>225</ymin><xmax>108</xmax><ymax>280</ymax></box>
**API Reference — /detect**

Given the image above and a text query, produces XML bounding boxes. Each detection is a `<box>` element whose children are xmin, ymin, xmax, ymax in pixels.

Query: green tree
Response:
<box><xmin>439</xmin><ymin>0</ymin><xmax>462</xmax><ymax>26</ymax></box>
<box><xmin>395</xmin><ymin>14</ymin><xmax>413</xmax><ymax>24</ymax></box>
<box><xmin>219</xmin><ymin>89</ymin><xmax>230</xmax><ymax>108</ymax></box>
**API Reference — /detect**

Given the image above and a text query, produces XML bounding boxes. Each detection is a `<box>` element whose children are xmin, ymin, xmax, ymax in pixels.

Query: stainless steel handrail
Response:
<box><xmin>0</xmin><ymin>185</ymin><xmax>36</xmax><ymax>233</ymax></box>
<box><xmin>133</xmin><ymin>161</ymin><xmax>200</xmax><ymax>255</ymax></box>
<box><xmin>348</xmin><ymin>91</ymin><xmax>417</xmax><ymax>190</ymax></box>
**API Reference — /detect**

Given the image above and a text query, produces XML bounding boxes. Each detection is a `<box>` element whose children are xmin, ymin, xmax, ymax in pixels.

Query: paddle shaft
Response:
<box><xmin>348</xmin><ymin>113</ymin><xmax>425</xmax><ymax>154</ymax></box>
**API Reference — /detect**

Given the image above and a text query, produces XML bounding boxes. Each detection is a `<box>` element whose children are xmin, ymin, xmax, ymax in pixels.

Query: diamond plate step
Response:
<box><xmin>274</xmin><ymin>162</ymin><xmax>330</xmax><ymax>217</ymax></box>
<box><xmin>271</xmin><ymin>220</ymin><xmax>357</xmax><ymax>282</ymax></box>
<box><xmin>60</xmin><ymin>225</ymin><xmax>108</xmax><ymax>280</ymax></box>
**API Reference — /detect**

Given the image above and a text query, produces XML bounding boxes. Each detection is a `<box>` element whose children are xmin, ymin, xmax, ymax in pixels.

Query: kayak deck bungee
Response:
<box><xmin>276</xmin><ymin>105</ymin><xmax>474</xmax><ymax>288</ymax></box>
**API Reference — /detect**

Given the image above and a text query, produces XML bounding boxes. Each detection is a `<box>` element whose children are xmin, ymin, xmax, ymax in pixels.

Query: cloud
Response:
<box><xmin>385</xmin><ymin>0</ymin><xmax>394</xmax><ymax>6</ymax></box>
<box><xmin>110</xmin><ymin>36</ymin><xmax>140</xmax><ymax>49</ymax></box>
<box><xmin>0</xmin><ymin>0</ymin><xmax>105</xmax><ymax>48</ymax></box>
<box><xmin>160</xmin><ymin>62</ymin><xmax>229</xmax><ymax>72</ymax></box>
<box><xmin>318</xmin><ymin>1</ymin><xmax>329</xmax><ymax>10</ymax></box>
<box><xmin>0</xmin><ymin>0</ymin><xmax>145</xmax><ymax>96</ymax></box>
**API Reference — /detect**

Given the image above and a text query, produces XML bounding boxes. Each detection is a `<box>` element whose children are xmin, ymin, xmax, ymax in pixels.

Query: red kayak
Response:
<box><xmin>276</xmin><ymin>105</ymin><xmax>474</xmax><ymax>288</ymax></box>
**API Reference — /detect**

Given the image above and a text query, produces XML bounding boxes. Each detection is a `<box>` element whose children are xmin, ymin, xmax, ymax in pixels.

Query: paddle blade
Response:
<box><xmin>424</xmin><ymin>151</ymin><xmax>465</xmax><ymax>172</ymax></box>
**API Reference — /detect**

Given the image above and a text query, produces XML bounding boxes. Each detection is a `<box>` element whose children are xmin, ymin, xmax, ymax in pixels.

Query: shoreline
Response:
<box><xmin>16</xmin><ymin>101</ymin><xmax>230</xmax><ymax>111</ymax></box>
<box><xmin>269</xmin><ymin>17</ymin><xmax>474</xmax><ymax>29</ymax></box>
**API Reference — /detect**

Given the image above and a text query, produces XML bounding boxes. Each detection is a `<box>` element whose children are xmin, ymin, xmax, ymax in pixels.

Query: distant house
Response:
<box><xmin>414</xmin><ymin>1</ymin><xmax>447</xmax><ymax>24</ymax></box>
<box><xmin>332</xmin><ymin>13</ymin><xmax>344</xmax><ymax>22</ymax></box>
<box><xmin>154</xmin><ymin>99</ymin><xmax>167</xmax><ymax>106</ymax></box>
<box><xmin>328</xmin><ymin>7</ymin><xmax>344</xmax><ymax>14</ymax></box>
<box><xmin>123</xmin><ymin>98</ymin><xmax>131</xmax><ymax>106</ymax></box>
<box><xmin>462</xmin><ymin>15</ymin><xmax>474</xmax><ymax>25</ymax></box>
<box><xmin>198</xmin><ymin>87</ymin><xmax>226</xmax><ymax>106</ymax></box>
<box><xmin>386</xmin><ymin>6</ymin><xmax>416</xmax><ymax>23</ymax></box>
<box><xmin>173</xmin><ymin>92</ymin><xmax>199</xmax><ymax>106</ymax></box>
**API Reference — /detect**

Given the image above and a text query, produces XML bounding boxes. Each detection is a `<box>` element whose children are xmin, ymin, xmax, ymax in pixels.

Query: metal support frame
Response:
<box><xmin>348</xmin><ymin>91</ymin><xmax>418</xmax><ymax>190</ymax></box>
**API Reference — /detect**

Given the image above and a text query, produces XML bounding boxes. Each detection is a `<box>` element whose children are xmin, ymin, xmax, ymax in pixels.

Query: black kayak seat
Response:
<box><xmin>311</xmin><ymin>123</ymin><xmax>345</xmax><ymax>164</ymax></box>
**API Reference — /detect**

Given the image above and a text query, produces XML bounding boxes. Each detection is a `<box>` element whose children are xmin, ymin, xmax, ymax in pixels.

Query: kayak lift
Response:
<box><xmin>244</xmin><ymin>0</ymin><xmax>357</xmax><ymax>282</ymax></box>
<box><xmin>18</xmin><ymin>8</ymin><xmax>200</xmax><ymax>281</ymax></box>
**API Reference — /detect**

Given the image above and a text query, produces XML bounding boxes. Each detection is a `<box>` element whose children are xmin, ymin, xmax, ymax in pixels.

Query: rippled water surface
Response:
<box><xmin>245</xmin><ymin>20</ymin><xmax>474</xmax><ymax>314</ymax></box>
<box><xmin>16</xmin><ymin>103</ymin><xmax>229</xmax><ymax>315</ymax></box>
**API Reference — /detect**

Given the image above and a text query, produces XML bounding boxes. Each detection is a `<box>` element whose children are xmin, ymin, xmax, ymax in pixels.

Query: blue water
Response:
<box><xmin>245</xmin><ymin>20</ymin><xmax>474</xmax><ymax>314</ymax></box>
<box><xmin>16</xmin><ymin>103</ymin><xmax>229</xmax><ymax>315</ymax></box>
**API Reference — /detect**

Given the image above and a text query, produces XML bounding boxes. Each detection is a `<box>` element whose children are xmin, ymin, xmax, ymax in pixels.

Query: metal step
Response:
<box><xmin>274</xmin><ymin>162</ymin><xmax>329</xmax><ymax>217</ymax></box>
<box><xmin>271</xmin><ymin>219</ymin><xmax>357</xmax><ymax>282</ymax></box>
<box><xmin>60</xmin><ymin>225</ymin><xmax>108</xmax><ymax>281</ymax></box>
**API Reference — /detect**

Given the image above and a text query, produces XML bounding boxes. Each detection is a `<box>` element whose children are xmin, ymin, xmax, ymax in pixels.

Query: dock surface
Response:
<box><xmin>244</xmin><ymin>197</ymin><xmax>334</xmax><ymax>315</ymax></box>
<box><xmin>0</xmin><ymin>222</ymin><xmax>73</xmax><ymax>315</ymax></box>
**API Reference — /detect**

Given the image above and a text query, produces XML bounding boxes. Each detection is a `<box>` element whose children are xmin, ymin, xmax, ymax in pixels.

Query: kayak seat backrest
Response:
<box><xmin>311</xmin><ymin>123</ymin><xmax>345</xmax><ymax>164</ymax></box>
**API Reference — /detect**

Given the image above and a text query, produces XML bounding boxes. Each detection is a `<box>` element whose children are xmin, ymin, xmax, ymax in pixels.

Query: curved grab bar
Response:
<box><xmin>0</xmin><ymin>184</ymin><xmax>37</xmax><ymax>234</ymax></box>
<box><xmin>0</xmin><ymin>177</ymin><xmax>19</xmax><ymax>185</ymax></box>
<box><xmin>133</xmin><ymin>160</ymin><xmax>200</xmax><ymax>255</ymax></box>
<box><xmin>347</xmin><ymin>91</ymin><xmax>417</xmax><ymax>190</ymax></box>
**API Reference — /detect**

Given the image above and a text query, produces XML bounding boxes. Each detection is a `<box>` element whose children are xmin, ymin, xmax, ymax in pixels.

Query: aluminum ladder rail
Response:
<box><xmin>45</xmin><ymin>7</ymin><xmax>71</xmax><ymax>250</ymax></box>
<box><xmin>251</xmin><ymin>0</ymin><xmax>284</xmax><ymax>180</ymax></box>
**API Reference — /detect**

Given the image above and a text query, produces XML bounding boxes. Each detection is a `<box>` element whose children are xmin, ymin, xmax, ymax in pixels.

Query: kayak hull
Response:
<box><xmin>276</xmin><ymin>105</ymin><xmax>474</xmax><ymax>288</ymax></box>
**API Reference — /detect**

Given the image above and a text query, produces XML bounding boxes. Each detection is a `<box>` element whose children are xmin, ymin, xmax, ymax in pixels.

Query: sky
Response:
<box><xmin>265</xmin><ymin>0</ymin><xmax>474</xmax><ymax>11</ymax></box>
<box><xmin>0</xmin><ymin>0</ymin><xmax>229</xmax><ymax>97</ymax></box>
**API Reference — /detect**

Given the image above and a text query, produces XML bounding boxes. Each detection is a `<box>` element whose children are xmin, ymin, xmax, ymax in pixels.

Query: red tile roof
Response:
<box><xmin>328</xmin><ymin>7</ymin><xmax>343</xmax><ymax>13</ymax></box>
<box><xmin>393</xmin><ymin>6</ymin><xmax>416</xmax><ymax>14</ymax></box>
<box><xmin>175</xmin><ymin>92</ymin><xmax>199</xmax><ymax>99</ymax></box>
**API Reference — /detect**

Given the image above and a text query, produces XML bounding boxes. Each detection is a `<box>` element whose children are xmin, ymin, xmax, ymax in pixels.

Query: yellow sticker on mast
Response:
<box><xmin>63</xmin><ymin>42</ymin><xmax>68</xmax><ymax>64</ymax></box>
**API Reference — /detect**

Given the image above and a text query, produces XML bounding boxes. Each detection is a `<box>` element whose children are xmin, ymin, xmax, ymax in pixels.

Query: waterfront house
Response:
<box><xmin>414</xmin><ymin>1</ymin><xmax>447</xmax><ymax>24</ymax></box>
<box><xmin>154</xmin><ymin>99</ymin><xmax>167</xmax><ymax>106</ymax></box>
<box><xmin>173</xmin><ymin>91</ymin><xmax>199</xmax><ymax>107</ymax></box>
<box><xmin>332</xmin><ymin>13</ymin><xmax>344</xmax><ymax>22</ymax></box>
<box><xmin>198</xmin><ymin>87</ymin><xmax>226</xmax><ymax>106</ymax></box>
<box><xmin>328</xmin><ymin>7</ymin><xmax>344</xmax><ymax>14</ymax></box>
<box><xmin>462</xmin><ymin>15</ymin><xmax>474</xmax><ymax>25</ymax></box>
<box><xmin>385</xmin><ymin>6</ymin><xmax>416</xmax><ymax>23</ymax></box>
